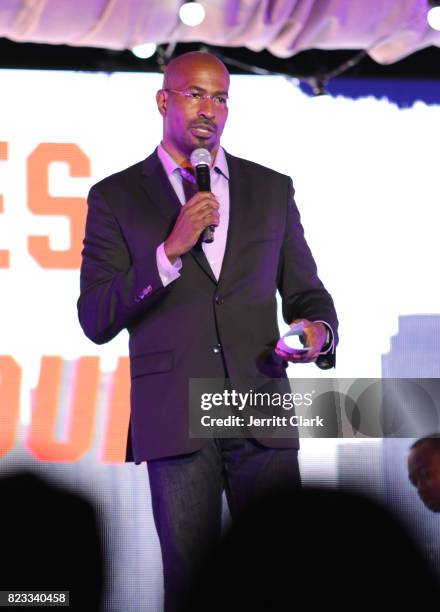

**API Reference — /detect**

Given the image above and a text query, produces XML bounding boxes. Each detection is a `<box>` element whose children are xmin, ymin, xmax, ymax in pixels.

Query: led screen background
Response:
<box><xmin>1</xmin><ymin>71</ymin><xmax>439</xmax><ymax>610</ymax></box>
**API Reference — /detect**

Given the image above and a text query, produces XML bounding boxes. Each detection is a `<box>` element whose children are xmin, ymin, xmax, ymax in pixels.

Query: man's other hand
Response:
<box><xmin>275</xmin><ymin>319</ymin><xmax>327</xmax><ymax>363</ymax></box>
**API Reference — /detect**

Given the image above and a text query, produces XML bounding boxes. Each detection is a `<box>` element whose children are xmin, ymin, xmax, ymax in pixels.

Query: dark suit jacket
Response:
<box><xmin>77</xmin><ymin>149</ymin><xmax>338</xmax><ymax>462</ymax></box>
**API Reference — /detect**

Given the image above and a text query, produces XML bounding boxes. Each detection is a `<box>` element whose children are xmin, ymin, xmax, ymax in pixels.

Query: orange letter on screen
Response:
<box><xmin>0</xmin><ymin>356</ymin><xmax>21</xmax><ymax>458</ymax></box>
<box><xmin>27</xmin><ymin>356</ymin><xmax>100</xmax><ymax>462</ymax></box>
<box><xmin>101</xmin><ymin>357</ymin><xmax>130</xmax><ymax>463</ymax></box>
<box><xmin>0</xmin><ymin>142</ymin><xmax>10</xmax><ymax>268</ymax></box>
<box><xmin>27</xmin><ymin>143</ymin><xmax>90</xmax><ymax>269</ymax></box>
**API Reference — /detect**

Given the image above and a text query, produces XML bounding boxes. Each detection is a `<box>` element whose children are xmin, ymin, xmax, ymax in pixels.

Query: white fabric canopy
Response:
<box><xmin>1</xmin><ymin>0</ymin><xmax>439</xmax><ymax>64</ymax></box>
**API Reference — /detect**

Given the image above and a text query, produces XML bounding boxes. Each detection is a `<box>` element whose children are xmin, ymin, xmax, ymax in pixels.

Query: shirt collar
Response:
<box><xmin>157</xmin><ymin>143</ymin><xmax>229</xmax><ymax>180</ymax></box>
<box><xmin>213</xmin><ymin>146</ymin><xmax>229</xmax><ymax>180</ymax></box>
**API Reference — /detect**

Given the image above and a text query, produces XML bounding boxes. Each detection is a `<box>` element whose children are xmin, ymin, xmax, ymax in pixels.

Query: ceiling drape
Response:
<box><xmin>1</xmin><ymin>0</ymin><xmax>439</xmax><ymax>64</ymax></box>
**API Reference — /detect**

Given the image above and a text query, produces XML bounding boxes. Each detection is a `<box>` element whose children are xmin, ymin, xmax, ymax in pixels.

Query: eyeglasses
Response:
<box><xmin>163</xmin><ymin>89</ymin><xmax>229</xmax><ymax>107</ymax></box>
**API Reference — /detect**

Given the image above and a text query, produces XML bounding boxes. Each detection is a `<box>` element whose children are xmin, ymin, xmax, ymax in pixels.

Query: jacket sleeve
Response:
<box><xmin>77</xmin><ymin>185</ymin><xmax>167</xmax><ymax>345</ymax></box>
<box><xmin>277</xmin><ymin>178</ymin><xmax>339</xmax><ymax>368</ymax></box>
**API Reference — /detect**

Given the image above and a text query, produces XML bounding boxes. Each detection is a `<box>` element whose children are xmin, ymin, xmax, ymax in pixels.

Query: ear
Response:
<box><xmin>156</xmin><ymin>90</ymin><xmax>167</xmax><ymax>117</ymax></box>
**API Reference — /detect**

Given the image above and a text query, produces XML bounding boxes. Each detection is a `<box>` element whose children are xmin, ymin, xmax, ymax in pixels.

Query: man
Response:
<box><xmin>408</xmin><ymin>436</ymin><xmax>440</xmax><ymax>512</ymax></box>
<box><xmin>78</xmin><ymin>51</ymin><xmax>338</xmax><ymax>610</ymax></box>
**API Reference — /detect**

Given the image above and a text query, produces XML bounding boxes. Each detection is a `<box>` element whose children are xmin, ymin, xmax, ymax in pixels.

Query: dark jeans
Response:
<box><xmin>147</xmin><ymin>438</ymin><xmax>300</xmax><ymax>612</ymax></box>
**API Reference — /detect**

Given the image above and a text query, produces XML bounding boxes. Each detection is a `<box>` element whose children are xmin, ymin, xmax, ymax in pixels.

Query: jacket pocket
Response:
<box><xmin>130</xmin><ymin>350</ymin><xmax>174</xmax><ymax>378</ymax></box>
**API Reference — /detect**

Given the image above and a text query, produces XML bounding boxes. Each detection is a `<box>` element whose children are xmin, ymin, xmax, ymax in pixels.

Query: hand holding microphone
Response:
<box><xmin>164</xmin><ymin>148</ymin><xmax>219</xmax><ymax>263</ymax></box>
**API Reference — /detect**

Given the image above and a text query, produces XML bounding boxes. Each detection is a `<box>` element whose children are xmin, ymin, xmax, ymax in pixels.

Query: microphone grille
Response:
<box><xmin>190</xmin><ymin>148</ymin><xmax>211</xmax><ymax>168</ymax></box>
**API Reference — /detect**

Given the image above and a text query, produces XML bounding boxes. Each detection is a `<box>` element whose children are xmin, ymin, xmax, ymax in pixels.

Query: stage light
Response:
<box><xmin>179</xmin><ymin>1</ymin><xmax>206</xmax><ymax>27</ymax></box>
<box><xmin>131</xmin><ymin>43</ymin><xmax>157</xmax><ymax>59</ymax></box>
<box><xmin>303</xmin><ymin>75</ymin><xmax>329</xmax><ymax>97</ymax></box>
<box><xmin>312</xmin><ymin>78</ymin><xmax>328</xmax><ymax>97</ymax></box>
<box><xmin>428</xmin><ymin>5</ymin><xmax>440</xmax><ymax>30</ymax></box>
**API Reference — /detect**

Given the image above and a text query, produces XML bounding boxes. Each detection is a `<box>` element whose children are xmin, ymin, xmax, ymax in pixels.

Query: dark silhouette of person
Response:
<box><xmin>179</xmin><ymin>486</ymin><xmax>440</xmax><ymax>610</ymax></box>
<box><xmin>0</xmin><ymin>471</ymin><xmax>104</xmax><ymax>611</ymax></box>
<box><xmin>408</xmin><ymin>435</ymin><xmax>440</xmax><ymax>512</ymax></box>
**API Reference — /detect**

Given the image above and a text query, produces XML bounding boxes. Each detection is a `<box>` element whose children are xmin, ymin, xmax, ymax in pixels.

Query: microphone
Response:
<box><xmin>190</xmin><ymin>147</ymin><xmax>215</xmax><ymax>244</ymax></box>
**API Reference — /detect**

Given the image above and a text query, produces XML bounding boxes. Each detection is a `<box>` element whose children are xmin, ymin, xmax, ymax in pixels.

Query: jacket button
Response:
<box><xmin>212</xmin><ymin>344</ymin><xmax>222</xmax><ymax>354</ymax></box>
<box><xmin>215</xmin><ymin>295</ymin><xmax>224</xmax><ymax>305</ymax></box>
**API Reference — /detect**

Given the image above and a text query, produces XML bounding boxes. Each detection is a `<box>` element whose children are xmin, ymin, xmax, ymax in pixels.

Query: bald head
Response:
<box><xmin>163</xmin><ymin>52</ymin><xmax>229</xmax><ymax>90</ymax></box>
<box><xmin>156</xmin><ymin>51</ymin><xmax>230</xmax><ymax>164</ymax></box>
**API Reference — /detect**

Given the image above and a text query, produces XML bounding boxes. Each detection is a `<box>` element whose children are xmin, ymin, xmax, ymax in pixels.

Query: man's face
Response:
<box><xmin>408</xmin><ymin>443</ymin><xmax>440</xmax><ymax>512</ymax></box>
<box><xmin>158</xmin><ymin>56</ymin><xmax>229</xmax><ymax>159</ymax></box>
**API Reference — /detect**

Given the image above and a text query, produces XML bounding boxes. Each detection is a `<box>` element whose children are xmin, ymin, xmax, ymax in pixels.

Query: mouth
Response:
<box><xmin>190</xmin><ymin>124</ymin><xmax>216</xmax><ymax>138</ymax></box>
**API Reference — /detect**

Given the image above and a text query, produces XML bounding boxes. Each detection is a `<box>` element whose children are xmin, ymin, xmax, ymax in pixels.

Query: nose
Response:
<box><xmin>197</xmin><ymin>97</ymin><xmax>215</xmax><ymax>118</ymax></box>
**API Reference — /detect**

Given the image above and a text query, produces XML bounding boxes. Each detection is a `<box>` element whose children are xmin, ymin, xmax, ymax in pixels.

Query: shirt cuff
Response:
<box><xmin>156</xmin><ymin>243</ymin><xmax>182</xmax><ymax>287</ymax></box>
<box><xmin>313</xmin><ymin>320</ymin><xmax>335</xmax><ymax>355</ymax></box>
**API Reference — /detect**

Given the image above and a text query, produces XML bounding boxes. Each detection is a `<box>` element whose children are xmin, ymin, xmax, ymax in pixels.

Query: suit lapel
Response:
<box><xmin>140</xmin><ymin>151</ymin><xmax>181</xmax><ymax>225</ymax></box>
<box><xmin>189</xmin><ymin>239</ymin><xmax>217</xmax><ymax>284</ymax></box>
<box><xmin>217</xmin><ymin>152</ymin><xmax>249</xmax><ymax>287</ymax></box>
<box><xmin>140</xmin><ymin>149</ymin><xmax>217</xmax><ymax>284</ymax></box>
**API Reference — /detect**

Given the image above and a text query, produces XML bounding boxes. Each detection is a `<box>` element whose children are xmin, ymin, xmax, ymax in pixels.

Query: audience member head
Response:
<box><xmin>0</xmin><ymin>471</ymin><xmax>104</xmax><ymax>611</ymax></box>
<box><xmin>408</xmin><ymin>435</ymin><xmax>440</xmax><ymax>512</ymax></box>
